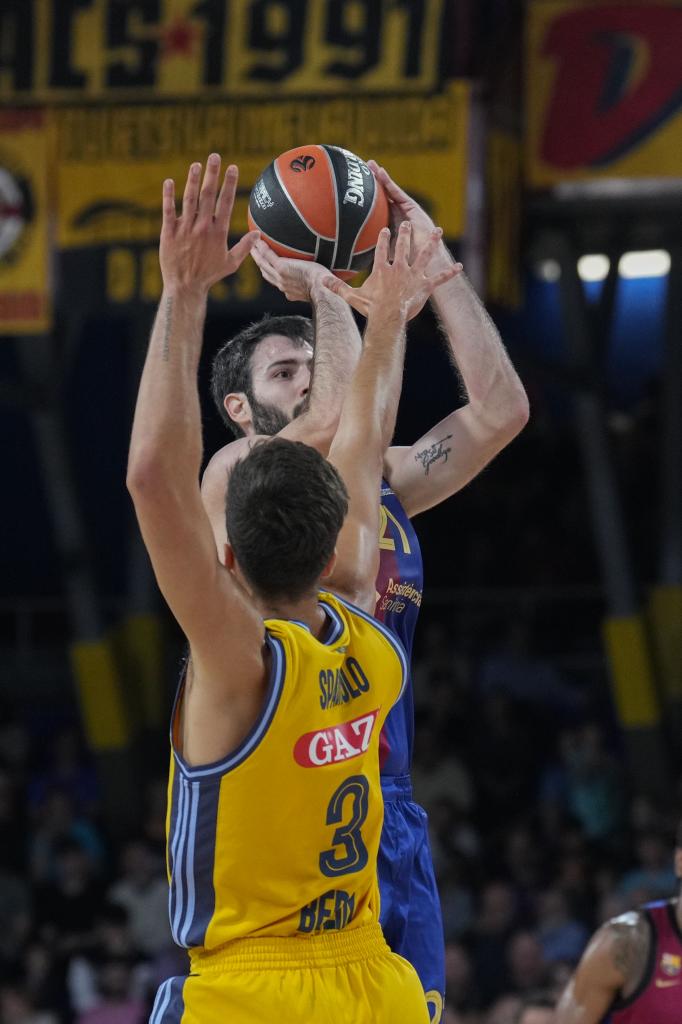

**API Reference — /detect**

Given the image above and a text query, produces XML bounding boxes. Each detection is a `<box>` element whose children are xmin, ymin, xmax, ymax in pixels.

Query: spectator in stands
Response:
<box><xmin>557</xmin><ymin>725</ymin><xmax>626</xmax><ymax>843</ymax></box>
<box><xmin>411</xmin><ymin>721</ymin><xmax>475</xmax><ymax>814</ymax></box>
<box><xmin>618</xmin><ymin>830</ymin><xmax>678</xmax><ymax>901</ymax></box>
<box><xmin>29</xmin><ymin>790</ymin><xmax>106</xmax><ymax>884</ymax></box>
<box><xmin>34</xmin><ymin>841</ymin><xmax>106</xmax><ymax>959</ymax></box>
<box><xmin>28</xmin><ymin>728</ymin><xmax>99</xmax><ymax>818</ymax></box>
<box><xmin>515</xmin><ymin>990</ymin><xmax>555</xmax><ymax>1024</ymax></box>
<box><xmin>74</xmin><ymin>957</ymin><xmax>147</xmax><ymax>1024</ymax></box>
<box><xmin>439</xmin><ymin>860</ymin><xmax>476</xmax><ymax>940</ymax></box>
<box><xmin>108</xmin><ymin>839</ymin><xmax>172</xmax><ymax>957</ymax></box>
<box><xmin>470</xmin><ymin>882</ymin><xmax>519</xmax><ymax>1004</ymax></box>
<box><xmin>0</xmin><ymin>982</ymin><xmax>57</xmax><ymax>1024</ymax></box>
<box><xmin>506</xmin><ymin>932</ymin><xmax>548</xmax><ymax>996</ymax></box>
<box><xmin>483</xmin><ymin>994</ymin><xmax>522</xmax><ymax>1024</ymax></box>
<box><xmin>535</xmin><ymin>887</ymin><xmax>589</xmax><ymax>964</ymax></box>
<box><xmin>443</xmin><ymin>941</ymin><xmax>479</xmax><ymax>1017</ymax></box>
<box><xmin>67</xmin><ymin>903</ymin><xmax>151</xmax><ymax>1016</ymax></box>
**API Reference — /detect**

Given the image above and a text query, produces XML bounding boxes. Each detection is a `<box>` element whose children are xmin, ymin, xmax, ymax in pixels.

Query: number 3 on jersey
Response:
<box><xmin>319</xmin><ymin>775</ymin><xmax>369</xmax><ymax>877</ymax></box>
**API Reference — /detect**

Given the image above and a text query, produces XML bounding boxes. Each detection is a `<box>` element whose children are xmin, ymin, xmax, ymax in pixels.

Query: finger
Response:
<box><xmin>427</xmin><ymin>264</ymin><xmax>463</xmax><ymax>290</ymax></box>
<box><xmin>196</xmin><ymin>153</ymin><xmax>222</xmax><ymax>223</ymax></box>
<box><xmin>367</xmin><ymin>159</ymin><xmax>381</xmax><ymax>177</ymax></box>
<box><xmin>393</xmin><ymin>221</ymin><xmax>412</xmax><ymax>266</ymax></box>
<box><xmin>376</xmin><ymin>166</ymin><xmax>413</xmax><ymax>205</ymax></box>
<box><xmin>253</xmin><ymin>239</ymin><xmax>280</xmax><ymax>271</ymax></box>
<box><xmin>252</xmin><ymin>250</ymin><xmax>281</xmax><ymax>288</ymax></box>
<box><xmin>374</xmin><ymin>226</ymin><xmax>391</xmax><ymax>267</ymax></box>
<box><xmin>216</xmin><ymin>163</ymin><xmax>239</xmax><ymax>230</ymax></box>
<box><xmin>182</xmin><ymin>162</ymin><xmax>202</xmax><ymax>219</ymax></box>
<box><xmin>411</xmin><ymin>227</ymin><xmax>444</xmax><ymax>273</ymax></box>
<box><xmin>322</xmin><ymin>277</ymin><xmax>366</xmax><ymax>314</ymax></box>
<box><xmin>226</xmin><ymin>230</ymin><xmax>260</xmax><ymax>273</ymax></box>
<box><xmin>250</xmin><ymin>245</ymin><xmax>268</xmax><ymax>270</ymax></box>
<box><xmin>251</xmin><ymin>248</ymin><xmax>284</xmax><ymax>288</ymax></box>
<box><xmin>161</xmin><ymin>178</ymin><xmax>176</xmax><ymax>231</ymax></box>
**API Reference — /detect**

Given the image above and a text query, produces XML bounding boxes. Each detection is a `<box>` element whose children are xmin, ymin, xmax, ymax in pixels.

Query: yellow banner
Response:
<box><xmin>55</xmin><ymin>84</ymin><xmax>470</xmax><ymax>250</ymax></box>
<box><xmin>1</xmin><ymin>0</ymin><xmax>446</xmax><ymax>102</ymax></box>
<box><xmin>0</xmin><ymin>110</ymin><xmax>52</xmax><ymax>334</ymax></box>
<box><xmin>526</xmin><ymin>0</ymin><xmax>682</xmax><ymax>188</ymax></box>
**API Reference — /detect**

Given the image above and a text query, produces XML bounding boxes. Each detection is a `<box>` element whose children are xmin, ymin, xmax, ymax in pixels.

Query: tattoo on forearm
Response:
<box><xmin>414</xmin><ymin>434</ymin><xmax>453</xmax><ymax>476</ymax></box>
<box><xmin>161</xmin><ymin>295</ymin><xmax>173</xmax><ymax>361</ymax></box>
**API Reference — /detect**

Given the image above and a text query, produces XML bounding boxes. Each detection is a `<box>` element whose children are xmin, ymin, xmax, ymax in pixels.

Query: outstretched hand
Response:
<box><xmin>160</xmin><ymin>154</ymin><xmax>259</xmax><ymax>293</ymax></box>
<box><xmin>323</xmin><ymin>222</ymin><xmax>462</xmax><ymax>321</ymax></box>
<box><xmin>251</xmin><ymin>240</ymin><xmax>334</xmax><ymax>302</ymax></box>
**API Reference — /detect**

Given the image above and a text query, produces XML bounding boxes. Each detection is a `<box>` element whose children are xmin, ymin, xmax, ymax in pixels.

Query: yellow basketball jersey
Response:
<box><xmin>165</xmin><ymin>590</ymin><xmax>407</xmax><ymax>953</ymax></box>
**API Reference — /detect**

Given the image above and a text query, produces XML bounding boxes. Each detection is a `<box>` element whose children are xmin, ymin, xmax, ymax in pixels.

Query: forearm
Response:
<box><xmin>326</xmin><ymin>303</ymin><xmax>406</xmax><ymax>608</ymax></box>
<box><xmin>431</xmin><ymin>262</ymin><xmax>528</xmax><ymax>429</ymax></box>
<box><xmin>128</xmin><ymin>284</ymin><xmax>208</xmax><ymax>484</ymax></box>
<box><xmin>330</xmin><ymin>304</ymin><xmax>406</xmax><ymax>472</ymax></box>
<box><xmin>279</xmin><ymin>284</ymin><xmax>363</xmax><ymax>452</ymax></box>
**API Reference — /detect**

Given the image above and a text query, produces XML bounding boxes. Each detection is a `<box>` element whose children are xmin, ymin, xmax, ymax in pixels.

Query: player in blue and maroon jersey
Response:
<box><xmin>556</xmin><ymin>824</ymin><xmax>682</xmax><ymax>1024</ymax></box>
<box><xmin>202</xmin><ymin>168</ymin><xmax>528</xmax><ymax>1021</ymax></box>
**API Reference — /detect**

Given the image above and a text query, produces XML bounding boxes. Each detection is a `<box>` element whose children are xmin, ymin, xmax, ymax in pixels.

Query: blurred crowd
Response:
<box><xmin>410</xmin><ymin>612</ymin><xmax>680</xmax><ymax>1024</ymax></box>
<box><xmin>1</xmin><ymin>611</ymin><xmax>679</xmax><ymax>1024</ymax></box>
<box><xmin>0</xmin><ymin>721</ymin><xmax>185</xmax><ymax>1024</ymax></box>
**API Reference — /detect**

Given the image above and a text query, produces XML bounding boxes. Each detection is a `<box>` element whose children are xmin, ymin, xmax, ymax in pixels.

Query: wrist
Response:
<box><xmin>366</xmin><ymin>301</ymin><xmax>407</xmax><ymax>331</ymax></box>
<box><xmin>161</xmin><ymin>280</ymin><xmax>210</xmax><ymax>303</ymax></box>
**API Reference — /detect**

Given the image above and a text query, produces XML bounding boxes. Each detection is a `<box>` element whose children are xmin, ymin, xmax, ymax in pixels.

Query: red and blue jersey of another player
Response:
<box><xmin>375</xmin><ymin>481</ymin><xmax>423</xmax><ymax>777</ymax></box>
<box><xmin>607</xmin><ymin>900</ymin><xmax>682</xmax><ymax>1024</ymax></box>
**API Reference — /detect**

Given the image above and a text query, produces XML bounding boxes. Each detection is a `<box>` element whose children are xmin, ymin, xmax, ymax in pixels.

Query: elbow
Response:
<box><xmin>492</xmin><ymin>384</ymin><xmax>530</xmax><ymax>442</ymax></box>
<box><xmin>126</xmin><ymin>450</ymin><xmax>167</xmax><ymax>502</ymax></box>
<box><xmin>506</xmin><ymin>390</ymin><xmax>530</xmax><ymax>436</ymax></box>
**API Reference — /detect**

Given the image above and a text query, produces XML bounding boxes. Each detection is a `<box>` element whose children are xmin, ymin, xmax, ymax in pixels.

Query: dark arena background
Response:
<box><xmin>1</xmin><ymin>2</ymin><xmax>681</xmax><ymax>1022</ymax></box>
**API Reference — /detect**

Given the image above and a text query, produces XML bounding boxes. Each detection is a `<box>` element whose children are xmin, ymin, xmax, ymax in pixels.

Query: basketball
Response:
<box><xmin>248</xmin><ymin>145</ymin><xmax>389</xmax><ymax>280</ymax></box>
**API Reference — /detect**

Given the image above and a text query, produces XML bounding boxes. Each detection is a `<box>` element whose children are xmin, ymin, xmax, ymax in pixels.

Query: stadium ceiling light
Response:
<box><xmin>577</xmin><ymin>254</ymin><xmax>610</xmax><ymax>283</ymax></box>
<box><xmin>618</xmin><ymin>250</ymin><xmax>671</xmax><ymax>279</ymax></box>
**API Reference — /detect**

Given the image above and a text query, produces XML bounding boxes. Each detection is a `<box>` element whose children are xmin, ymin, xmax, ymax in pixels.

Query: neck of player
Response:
<box><xmin>256</xmin><ymin>593</ymin><xmax>329</xmax><ymax>639</ymax></box>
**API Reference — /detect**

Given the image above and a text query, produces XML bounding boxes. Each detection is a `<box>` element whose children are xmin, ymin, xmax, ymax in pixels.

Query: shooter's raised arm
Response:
<box><xmin>126</xmin><ymin>156</ymin><xmax>264</xmax><ymax>694</ymax></box>
<box><xmin>326</xmin><ymin>223</ymin><xmax>458</xmax><ymax>611</ymax></box>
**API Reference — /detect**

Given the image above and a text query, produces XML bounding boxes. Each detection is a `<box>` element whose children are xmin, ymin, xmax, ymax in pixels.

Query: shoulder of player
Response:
<box><xmin>202</xmin><ymin>436</ymin><xmax>270</xmax><ymax>490</ymax></box>
<box><xmin>330</xmin><ymin>591</ymin><xmax>407</xmax><ymax>674</ymax></box>
<box><xmin>588</xmin><ymin>911</ymin><xmax>651</xmax><ymax>981</ymax></box>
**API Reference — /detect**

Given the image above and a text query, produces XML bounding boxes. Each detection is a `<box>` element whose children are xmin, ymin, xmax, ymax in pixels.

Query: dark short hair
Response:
<box><xmin>676</xmin><ymin>820</ymin><xmax>682</xmax><ymax>850</ymax></box>
<box><xmin>226</xmin><ymin>438</ymin><xmax>348</xmax><ymax>602</ymax></box>
<box><xmin>211</xmin><ymin>315</ymin><xmax>314</xmax><ymax>437</ymax></box>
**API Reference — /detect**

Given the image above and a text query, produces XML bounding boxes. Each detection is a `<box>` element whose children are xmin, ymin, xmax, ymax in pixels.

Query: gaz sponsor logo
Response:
<box><xmin>294</xmin><ymin>710</ymin><xmax>378</xmax><ymax>767</ymax></box>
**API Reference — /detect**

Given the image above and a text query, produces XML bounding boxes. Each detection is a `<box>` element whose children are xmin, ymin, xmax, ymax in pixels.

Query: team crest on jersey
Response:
<box><xmin>661</xmin><ymin>952</ymin><xmax>681</xmax><ymax>977</ymax></box>
<box><xmin>294</xmin><ymin>710</ymin><xmax>378</xmax><ymax>767</ymax></box>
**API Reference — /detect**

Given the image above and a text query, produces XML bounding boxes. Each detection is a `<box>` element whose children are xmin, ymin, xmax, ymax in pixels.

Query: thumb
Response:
<box><xmin>227</xmin><ymin>230</ymin><xmax>260</xmax><ymax>270</ymax></box>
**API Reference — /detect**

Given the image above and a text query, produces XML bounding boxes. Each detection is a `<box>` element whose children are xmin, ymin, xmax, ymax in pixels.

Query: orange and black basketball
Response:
<box><xmin>248</xmin><ymin>145</ymin><xmax>389</xmax><ymax>280</ymax></box>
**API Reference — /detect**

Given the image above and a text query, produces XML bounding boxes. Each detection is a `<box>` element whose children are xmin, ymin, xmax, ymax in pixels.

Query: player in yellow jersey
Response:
<box><xmin>127</xmin><ymin>153</ymin><xmax>458</xmax><ymax>1023</ymax></box>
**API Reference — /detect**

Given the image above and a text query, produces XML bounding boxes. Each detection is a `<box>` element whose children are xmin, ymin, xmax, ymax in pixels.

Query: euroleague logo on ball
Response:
<box><xmin>290</xmin><ymin>155</ymin><xmax>315</xmax><ymax>173</ymax></box>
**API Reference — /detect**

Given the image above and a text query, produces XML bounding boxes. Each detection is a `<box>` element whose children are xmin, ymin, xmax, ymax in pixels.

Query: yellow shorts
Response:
<box><xmin>150</xmin><ymin>922</ymin><xmax>430</xmax><ymax>1023</ymax></box>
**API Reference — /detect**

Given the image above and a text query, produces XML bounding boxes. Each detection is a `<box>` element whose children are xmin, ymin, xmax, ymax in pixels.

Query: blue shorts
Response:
<box><xmin>378</xmin><ymin>775</ymin><xmax>445</xmax><ymax>1024</ymax></box>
